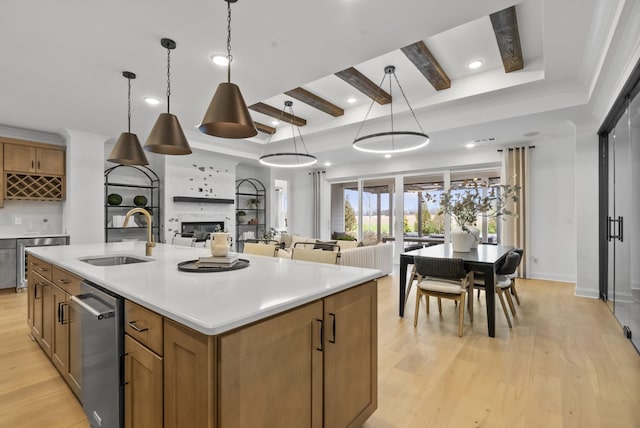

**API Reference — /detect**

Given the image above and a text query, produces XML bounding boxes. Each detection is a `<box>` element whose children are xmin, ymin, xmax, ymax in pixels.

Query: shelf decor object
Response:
<box><xmin>107</xmin><ymin>193</ymin><xmax>123</xmax><ymax>206</ymax></box>
<box><xmin>352</xmin><ymin>65</ymin><xmax>430</xmax><ymax>154</ymax></box>
<box><xmin>259</xmin><ymin>101</ymin><xmax>317</xmax><ymax>168</ymax></box>
<box><xmin>199</xmin><ymin>0</ymin><xmax>257</xmax><ymax>139</ymax></box>
<box><xmin>133</xmin><ymin>195</ymin><xmax>148</xmax><ymax>206</ymax></box>
<box><xmin>108</xmin><ymin>71</ymin><xmax>149</xmax><ymax>165</ymax></box>
<box><xmin>144</xmin><ymin>38</ymin><xmax>192</xmax><ymax>155</ymax></box>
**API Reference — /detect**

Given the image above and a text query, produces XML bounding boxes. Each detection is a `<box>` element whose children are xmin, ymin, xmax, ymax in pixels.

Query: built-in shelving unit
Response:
<box><xmin>235</xmin><ymin>178</ymin><xmax>265</xmax><ymax>253</ymax></box>
<box><xmin>104</xmin><ymin>165</ymin><xmax>161</xmax><ymax>243</ymax></box>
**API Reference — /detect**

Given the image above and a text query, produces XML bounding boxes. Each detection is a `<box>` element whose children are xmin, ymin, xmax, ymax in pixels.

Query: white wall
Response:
<box><xmin>527</xmin><ymin>131</ymin><xmax>577</xmax><ymax>283</ymax></box>
<box><xmin>163</xmin><ymin>150</ymin><xmax>237</xmax><ymax>241</ymax></box>
<box><xmin>63</xmin><ymin>129</ymin><xmax>107</xmax><ymax>244</ymax></box>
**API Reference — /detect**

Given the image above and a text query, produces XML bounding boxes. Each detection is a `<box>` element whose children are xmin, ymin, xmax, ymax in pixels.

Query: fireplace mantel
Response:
<box><xmin>173</xmin><ymin>196</ymin><xmax>234</xmax><ymax>204</ymax></box>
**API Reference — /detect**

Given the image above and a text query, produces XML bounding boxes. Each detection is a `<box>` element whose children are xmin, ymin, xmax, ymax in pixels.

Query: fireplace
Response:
<box><xmin>181</xmin><ymin>221</ymin><xmax>225</xmax><ymax>241</ymax></box>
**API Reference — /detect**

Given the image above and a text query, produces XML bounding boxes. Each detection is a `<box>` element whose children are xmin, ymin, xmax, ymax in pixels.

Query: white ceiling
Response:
<box><xmin>0</xmin><ymin>0</ymin><xmax>622</xmax><ymax>168</ymax></box>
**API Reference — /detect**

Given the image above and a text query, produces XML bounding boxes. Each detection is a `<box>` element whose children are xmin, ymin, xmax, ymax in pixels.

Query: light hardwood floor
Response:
<box><xmin>1</xmin><ymin>276</ymin><xmax>639</xmax><ymax>428</ymax></box>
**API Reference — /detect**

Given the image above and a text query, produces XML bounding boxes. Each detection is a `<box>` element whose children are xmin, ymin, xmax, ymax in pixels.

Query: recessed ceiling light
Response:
<box><xmin>468</xmin><ymin>60</ymin><xmax>483</xmax><ymax>69</ymax></box>
<box><xmin>210</xmin><ymin>54</ymin><xmax>229</xmax><ymax>66</ymax></box>
<box><xmin>271</xmin><ymin>120</ymin><xmax>279</xmax><ymax>126</ymax></box>
<box><xmin>324</xmin><ymin>162</ymin><xmax>332</xmax><ymax>167</ymax></box>
<box><xmin>347</xmin><ymin>97</ymin><xmax>357</xmax><ymax>104</ymax></box>
<box><xmin>466</xmin><ymin>143</ymin><xmax>476</xmax><ymax>149</ymax></box>
<box><xmin>524</xmin><ymin>131</ymin><xmax>541</xmax><ymax>137</ymax></box>
<box><xmin>384</xmin><ymin>154</ymin><xmax>392</xmax><ymax>158</ymax></box>
<box><xmin>144</xmin><ymin>97</ymin><xmax>160</xmax><ymax>106</ymax></box>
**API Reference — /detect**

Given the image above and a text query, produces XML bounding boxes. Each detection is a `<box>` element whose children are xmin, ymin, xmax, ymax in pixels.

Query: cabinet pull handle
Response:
<box><xmin>57</xmin><ymin>279</ymin><xmax>71</xmax><ymax>284</ymax></box>
<box><xmin>58</xmin><ymin>302</ymin><xmax>69</xmax><ymax>324</ymax></box>
<box><xmin>607</xmin><ymin>216</ymin><xmax>612</xmax><ymax>241</ymax></box>
<box><xmin>37</xmin><ymin>160</ymin><xmax>41</xmax><ymax>169</ymax></box>
<box><xmin>34</xmin><ymin>283</ymin><xmax>42</xmax><ymax>299</ymax></box>
<box><xmin>618</xmin><ymin>216</ymin><xmax>623</xmax><ymax>242</ymax></box>
<box><xmin>127</xmin><ymin>321</ymin><xmax>148</xmax><ymax>332</ymax></box>
<box><xmin>31</xmin><ymin>160</ymin><xmax>34</xmax><ymax>169</ymax></box>
<box><xmin>316</xmin><ymin>319</ymin><xmax>324</xmax><ymax>352</ymax></box>
<box><xmin>121</xmin><ymin>353</ymin><xmax>129</xmax><ymax>386</ymax></box>
<box><xmin>329</xmin><ymin>313</ymin><xmax>336</xmax><ymax>344</ymax></box>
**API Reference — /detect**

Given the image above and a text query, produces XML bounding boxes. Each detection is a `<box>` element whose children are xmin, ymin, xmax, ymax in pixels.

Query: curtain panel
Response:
<box><xmin>501</xmin><ymin>146</ymin><xmax>530</xmax><ymax>277</ymax></box>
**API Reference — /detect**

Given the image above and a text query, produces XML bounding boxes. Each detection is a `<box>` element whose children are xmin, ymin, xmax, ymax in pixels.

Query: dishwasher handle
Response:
<box><xmin>71</xmin><ymin>294</ymin><xmax>115</xmax><ymax>320</ymax></box>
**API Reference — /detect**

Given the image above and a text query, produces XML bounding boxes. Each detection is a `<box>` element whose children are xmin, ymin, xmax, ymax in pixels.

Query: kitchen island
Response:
<box><xmin>27</xmin><ymin>242</ymin><xmax>379</xmax><ymax>428</ymax></box>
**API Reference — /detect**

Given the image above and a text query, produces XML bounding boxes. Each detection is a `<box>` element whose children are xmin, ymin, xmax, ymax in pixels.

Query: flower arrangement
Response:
<box><xmin>425</xmin><ymin>179</ymin><xmax>520</xmax><ymax>231</ymax></box>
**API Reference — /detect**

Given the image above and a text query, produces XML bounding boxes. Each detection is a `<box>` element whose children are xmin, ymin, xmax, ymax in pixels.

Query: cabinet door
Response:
<box><xmin>4</xmin><ymin>143</ymin><xmax>35</xmax><ymax>172</ymax></box>
<box><xmin>323</xmin><ymin>281</ymin><xmax>378</xmax><ymax>428</ymax></box>
<box><xmin>36</xmin><ymin>147</ymin><xmax>65</xmax><ymax>175</ymax></box>
<box><xmin>164</xmin><ymin>319</ymin><xmax>216</xmax><ymax>428</ymax></box>
<box><xmin>218</xmin><ymin>301</ymin><xmax>324</xmax><ymax>428</ymax></box>
<box><xmin>31</xmin><ymin>278</ymin><xmax>45</xmax><ymax>341</ymax></box>
<box><xmin>124</xmin><ymin>335</ymin><xmax>163</xmax><ymax>428</ymax></box>
<box><xmin>66</xmin><ymin>299</ymin><xmax>82</xmax><ymax>398</ymax></box>
<box><xmin>40</xmin><ymin>281</ymin><xmax>53</xmax><ymax>358</ymax></box>
<box><xmin>51</xmin><ymin>285</ymin><xmax>69</xmax><ymax>376</ymax></box>
<box><xmin>27</xmin><ymin>269</ymin><xmax>35</xmax><ymax>330</ymax></box>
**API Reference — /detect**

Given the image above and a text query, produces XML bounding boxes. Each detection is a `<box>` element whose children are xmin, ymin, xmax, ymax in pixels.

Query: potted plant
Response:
<box><xmin>237</xmin><ymin>210</ymin><xmax>247</xmax><ymax>224</ymax></box>
<box><xmin>426</xmin><ymin>179</ymin><xmax>519</xmax><ymax>252</ymax></box>
<box><xmin>247</xmin><ymin>198</ymin><xmax>261</xmax><ymax>209</ymax></box>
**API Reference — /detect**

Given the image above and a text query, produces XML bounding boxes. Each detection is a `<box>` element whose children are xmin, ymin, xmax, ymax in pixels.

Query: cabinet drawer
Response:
<box><xmin>125</xmin><ymin>300</ymin><xmax>163</xmax><ymax>355</ymax></box>
<box><xmin>28</xmin><ymin>255</ymin><xmax>52</xmax><ymax>281</ymax></box>
<box><xmin>51</xmin><ymin>266</ymin><xmax>82</xmax><ymax>295</ymax></box>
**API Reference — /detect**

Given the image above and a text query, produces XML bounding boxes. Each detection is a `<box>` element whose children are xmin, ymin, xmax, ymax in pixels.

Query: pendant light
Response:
<box><xmin>108</xmin><ymin>71</ymin><xmax>149</xmax><ymax>165</ymax></box>
<box><xmin>199</xmin><ymin>0</ymin><xmax>257</xmax><ymax>139</ymax></box>
<box><xmin>144</xmin><ymin>38</ymin><xmax>192</xmax><ymax>155</ymax></box>
<box><xmin>352</xmin><ymin>65</ymin><xmax>429</xmax><ymax>154</ymax></box>
<box><xmin>259</xmin><ymin>101</ymin><xmax>317</xmax><ymax>168</ymax></box>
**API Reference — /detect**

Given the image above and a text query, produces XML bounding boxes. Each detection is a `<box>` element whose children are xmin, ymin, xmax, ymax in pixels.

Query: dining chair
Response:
<box><xmin>171</xmin><ymin>235</ymin><xmax>196</xmax><ymax>247</ymax></box>
<box><xmin>242</xmin><ymin>242</ymin><xmax>279</xmax><ymax>257</ymax></box>
<box><xmin>291</xmin><ymin>243</ymin><xmax>340</xmax><ymax>265</ymax></box>
<box><xmin>475</xmin><ymin>248</ymin><xmax>524</xmax><ymax>305</ymax></box>
<box><xmin>493</xmin><ymin>251</ymin><xmax>523</xmax><ymax>328</ymax></box>
<box><xmin>412</xmin><ymin>256</ymin><xmax>474</xmax><ymax>337</ymax></box>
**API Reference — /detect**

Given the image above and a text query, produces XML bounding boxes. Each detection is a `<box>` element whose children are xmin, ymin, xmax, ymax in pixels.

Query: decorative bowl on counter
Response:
<box><xmin>107</xmin><ymin>193</ymin><xmax>123</xmax><ymax>206</ymax></box>
<box><xmin>133</xmin><ymin>195</ymin><xmax>148</xmax><ymax>207</ymax></box>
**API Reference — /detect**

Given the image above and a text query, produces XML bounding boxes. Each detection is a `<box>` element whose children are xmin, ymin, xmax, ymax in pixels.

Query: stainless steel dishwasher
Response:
<box><xmin>71</xmin><ymin>281</ymin><xmax>123</xmax><ymax>428</ymax></box>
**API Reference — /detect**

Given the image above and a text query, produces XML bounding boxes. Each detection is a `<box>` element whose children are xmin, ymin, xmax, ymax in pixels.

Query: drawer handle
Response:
<box><xmin>127</xmin><ymin>321</ymin><xmax>149</xmax><ymax>333</ymax></box>
<box><xmin>39</xmin><ymin>267</ymin><xmax>49</xmax><ymax>272</ymax></box>
<box><xmin>57</xmin><ymin>279</ymin><xmax>71</xmax><ymax>284</ymax></box>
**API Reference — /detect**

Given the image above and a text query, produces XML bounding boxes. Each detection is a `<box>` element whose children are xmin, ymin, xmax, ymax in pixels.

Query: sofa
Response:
<box><xmin>277</xmin><ymin>233</ymin><xmax>393</xmax><ymax>277</ymax></box>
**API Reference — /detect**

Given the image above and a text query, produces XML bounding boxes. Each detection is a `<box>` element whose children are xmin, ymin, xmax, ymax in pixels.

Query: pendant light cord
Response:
<box><xmin>226</xmin><ymin>0</ymin><xmax>233</xmax><ymax>83</ymax></box>
<box><xmin>353</xmin><ymin>73</ymin><xmax>388</xmax><ymax>140</ymax></box>
<box><xmin>166</xmin><ymin>46</ymin><xmax>171</xmax><ymax>114</ymax></box>
<box><xmin>127</xmin><ymin>77</ymin><xmax>132</xmax><ymax>133</ymax></box>
<box><xmin>392</xmin><ymin>71</ymin><xmax>426</xmax><ymax>134</ymax></box>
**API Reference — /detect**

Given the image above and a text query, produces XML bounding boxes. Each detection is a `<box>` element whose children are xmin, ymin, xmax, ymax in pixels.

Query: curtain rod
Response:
<box><xmin>497</xmin><ymin>145</ymin><xmax>535</xmax><ymax>152</ymax></box>
<box><xmin>308</xmin><ymin>170</ymin><xmax>326</xmax><ymax>175</ymax></box>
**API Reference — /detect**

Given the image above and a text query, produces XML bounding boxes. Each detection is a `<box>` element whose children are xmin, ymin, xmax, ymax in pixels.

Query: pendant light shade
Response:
<box><xmin>199</xmin><ymin>82</ymin><xmax>257</xmax><ymax>138</ymax></box>
<box><xmin>108</xmin><ymin>71</ymin><xmax>149</xmax><ymax>165</ymax></box>
<box><xmin>144</xmin><ymin>38</ymin><xmax>192</xmax><ymax>155</ymax></box>
<box><xmin>259</xmin><ymin>101</ymin><xmax>317</xmax><ymax>168</ymax></box>
<box><xmin>145</xmin><ymin>113</ymin><xmax>192</xmax><ymax>155</ymax></box>
<box><xmin>352</xmin><ymin>65</ymin><xmax>429</xmax><ymax>154</ymax></box>
<box><xmin>199</xmin><ymin>0</ymin><xmax>257</xmax><ymax>139</ymax></box>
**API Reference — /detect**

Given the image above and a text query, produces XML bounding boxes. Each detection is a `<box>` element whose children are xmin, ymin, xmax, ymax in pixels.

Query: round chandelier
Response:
<box><xmin>352</xmin><ymin>65</ymin><xmax>429</xmax><ymax>154</ymax></box>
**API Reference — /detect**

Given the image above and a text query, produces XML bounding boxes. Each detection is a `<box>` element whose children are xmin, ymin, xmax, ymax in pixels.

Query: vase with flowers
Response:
<box><xmin>426</xmin><ymin>179</ymin><xmax>519</xmax><ymax>252</ymax></box>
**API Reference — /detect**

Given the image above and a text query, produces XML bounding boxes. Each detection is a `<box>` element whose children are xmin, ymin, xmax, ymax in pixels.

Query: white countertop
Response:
<box><xmin>28</xmin><ymin>242</ymin><xmax>381</xmax><ymax>335</ymax></box>
<box><xmin>0</xmin><ymin>233</ymin><xmax>69</xmax><ymax>240</ymax></box>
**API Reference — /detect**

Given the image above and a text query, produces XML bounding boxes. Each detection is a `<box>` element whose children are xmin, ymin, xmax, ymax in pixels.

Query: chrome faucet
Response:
<box><xmin>123</xmin><ymin>208</ymin><xmax>155</xmax><ymax>256</ymax></box>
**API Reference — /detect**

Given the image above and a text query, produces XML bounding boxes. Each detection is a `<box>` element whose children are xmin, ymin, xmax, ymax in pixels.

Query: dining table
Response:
<box><xmin>399</xmin><ymin>243</ymin><xmax>514</xmax><ymax>337</ymax></box>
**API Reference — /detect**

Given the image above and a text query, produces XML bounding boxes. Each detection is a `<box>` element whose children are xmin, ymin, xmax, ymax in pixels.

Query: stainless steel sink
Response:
<box><xmin>79</xmin><ymin>255</ymin><xmax>151</xmax><ymax>266</ymax></box>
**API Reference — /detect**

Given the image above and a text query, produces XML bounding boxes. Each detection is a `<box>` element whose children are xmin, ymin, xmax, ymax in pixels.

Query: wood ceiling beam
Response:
<box><xmin>248</xmin><ymin>102</ymin><xmax>307</xmax><ymax>127</ymax></box>
<box><xmin>401</xmin><ymin>40</ymin><xmax>451</xmax><ymax>90</ymax></box>
<box><xmin>490</xmin><ymin>5</ymin><xmax>524</xmax><ymax>73</ymax></box>
<box><xmin>334</xmin><ymin>67</ymin><xmax>392</xmax><ymax>105</ymax></box>
<box><xmin>284</xmin><ymin>87</ymin><xmax>344</xmax><ymax>117</ymax></box>
<box><xmin>254</xmin><ymin>122</ymin><xmax>276</xmax><ymax>135</ymax></box>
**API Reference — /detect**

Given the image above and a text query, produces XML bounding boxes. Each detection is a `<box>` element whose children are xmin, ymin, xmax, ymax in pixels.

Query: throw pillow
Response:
<box><xmin>336</xmin><ymin>239</ymin><xmax>359</xmax><ymax>251</ymax></box>
<box><xmin>291</xmin><ymin>234</ymin><xmax>315</xmax><ymax>249</ymax></box>
<box><xmin>279</xmin><ymin>233</ymin><xmax>293</xmax><ymax>249</ymax></box>
<box><xmin>314</xmin><ymin>240</ymin><xmax>338</xmax><ymax>251</ymax></box>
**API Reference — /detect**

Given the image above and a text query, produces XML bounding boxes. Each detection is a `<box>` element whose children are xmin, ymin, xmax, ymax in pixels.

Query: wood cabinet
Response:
<box><xmin>323</xmin><ymin>281</ymin><xmax>378</xmax><ymax>428</ymax></box>
<box><xmin>2</xmin><ymin>137</ymin><xmax>65</xmax><ymax>201</ymax></box>
<box><xmin>124</xmin><ymin>335</ymin><xmax>163</xmax><ymax>428</ymax></box>
<box><xmin>124</xmin><ymin>300</ymin><xmax>164</xmax><ymax>428</ymax></box>
<box><xmin>164</xmin><ymin>319</ymin><xmax>215</xmax><ymax>428</ymax></box>
<box><xmin>218</xmin><ymin>301</ymin><xmax>324</xmax><ymax>428</ymax></box>
<box><xmin>3</xmin><ymin>142</ymin><xmax>65</xmax><ymax>175</ymax></box>
<box><xmin>28</xmin><ymin>256</ymin><xmax>82</xmax><ymax>398</ymax></box>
